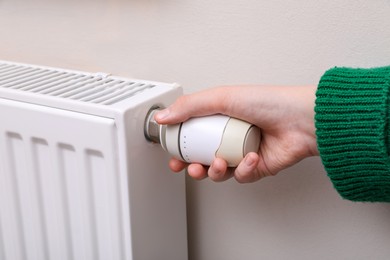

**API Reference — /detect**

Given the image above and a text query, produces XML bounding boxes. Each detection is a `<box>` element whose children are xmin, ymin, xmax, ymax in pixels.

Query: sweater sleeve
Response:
<box><xmin>315</xmin><ymin>66</ymin><xmax>390</xmax><ymax>202</ymax></box>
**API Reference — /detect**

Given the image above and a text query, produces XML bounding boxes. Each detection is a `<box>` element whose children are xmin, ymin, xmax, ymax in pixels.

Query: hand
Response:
<box><xmin>155</xmin><ymin>85</ymin><xmax>319</xmax><ymax>183</ymax></box>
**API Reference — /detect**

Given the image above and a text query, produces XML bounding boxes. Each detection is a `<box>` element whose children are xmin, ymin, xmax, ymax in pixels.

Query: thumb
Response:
<box><xmin>155</xmin><ymin>87</ymin><xmax>230</xmax><ymax>125</ymax></box>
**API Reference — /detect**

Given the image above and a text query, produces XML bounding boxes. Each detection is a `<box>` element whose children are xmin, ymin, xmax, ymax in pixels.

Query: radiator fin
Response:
<box><xmin>86</xmin><ymin>150</ymin><xmax>112</xmax><ymax>260</ymax></box>
<box><xmin>0</xmin><ymin>219</ymin><xmax>5</xmax><ymax>260</ymax></box>
<box><xmin>31</xmin><ymin>138</ymin><xmax>53</xmax><ymax>260</ymax></box>
<box><xmin>0</xmin><ymin>62</ymin><xmax>156</xmax><ymax>105</ymax></box>
<box><xmin>1</xmin><ymin>133</ymin><xmax>27</xmax><ymax>260</ymax></box>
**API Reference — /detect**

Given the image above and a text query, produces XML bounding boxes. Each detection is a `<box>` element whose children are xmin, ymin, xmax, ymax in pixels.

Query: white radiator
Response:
<box><xmin>0</xmin><ymin>60</ymin><xmax>187</xmax><ymax>260</ymax></box>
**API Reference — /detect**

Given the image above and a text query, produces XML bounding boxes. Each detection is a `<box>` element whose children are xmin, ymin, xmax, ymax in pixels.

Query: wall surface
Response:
<box><xmin>1</xmin><ymin>0</ymin><xmax>390</xmax><ymax>259</ymax></box>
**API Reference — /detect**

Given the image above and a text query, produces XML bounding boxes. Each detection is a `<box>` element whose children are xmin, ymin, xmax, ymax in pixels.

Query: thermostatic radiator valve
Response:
<box><xmin>145</xmin><ymin>108</ymin><xmax>261</xmax><ymax>167</ymax></box>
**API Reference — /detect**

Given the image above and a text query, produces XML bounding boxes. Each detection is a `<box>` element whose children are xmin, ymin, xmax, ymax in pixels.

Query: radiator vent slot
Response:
<box><xmin>0</xmin><ymin>62</ymin><xmax>156</xmax><ymax>105</ymax></box>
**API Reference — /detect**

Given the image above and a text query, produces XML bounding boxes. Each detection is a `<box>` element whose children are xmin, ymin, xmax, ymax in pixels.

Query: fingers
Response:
<box><xmin>169</xmin><ymin>158</ymin><xmax>209</xmax><ymax>180</ymax></box>
<box><xmin>169</xmin><ymin>153</ymin><xmax>270</xmax><ymax>184</ymax></box>
<box><xmin>168</xmin><ymin>157</ymin><xmax>233</xmax><ymax>181</ymax></box>
<box><xmin>233</xmin><ymin>152</ymin><xmax>263</xmax><ymax>183</ymax></box>
<box><xmin>187</xmin><ymin>164</ymin><xmax>208</xmax><ymax>180</ymax></box>
<box><xmin>186</xmin><ymin>159</ymin><xmax>233</xmax><ymax>182</ymax></box>
<box><xmin>208</xmin><ymin>158</ymin><xmax>232</xmax><ymax>182</ymax></box>
<box><xmin>168</xmin><ymin>158</ymin><xmax>188</xmax><ymax>172</ymax></box>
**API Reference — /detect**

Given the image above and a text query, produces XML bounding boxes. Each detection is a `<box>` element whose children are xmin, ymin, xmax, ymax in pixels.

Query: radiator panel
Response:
<box><xmin>0</xmin><ymin>99</ymin><xmax>124</xmax><ymax>260</ymax></box>
<box><xmin>0</xmin><ymin>60</ymin><xmax>187</xmax><ymax>260</ymax></box>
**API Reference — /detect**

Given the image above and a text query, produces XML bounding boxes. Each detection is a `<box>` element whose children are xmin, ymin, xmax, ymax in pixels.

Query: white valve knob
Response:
<box><xmin>145</xmin><ymin>108</ymin><xmax>261</xmax><ymax>167</ymax></box>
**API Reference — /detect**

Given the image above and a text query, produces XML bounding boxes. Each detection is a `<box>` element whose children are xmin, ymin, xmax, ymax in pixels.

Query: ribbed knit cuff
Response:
<box><xmin>315</xmin><ymin>66</ymin><xmax>390</xmax><ymax>202</ymax></box>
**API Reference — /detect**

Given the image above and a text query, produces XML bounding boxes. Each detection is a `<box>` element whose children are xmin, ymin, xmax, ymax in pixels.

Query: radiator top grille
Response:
<box><xmin>0</xmin><ymin>62</ymin><xmax>156</xmax><ymax>105</ymax></box>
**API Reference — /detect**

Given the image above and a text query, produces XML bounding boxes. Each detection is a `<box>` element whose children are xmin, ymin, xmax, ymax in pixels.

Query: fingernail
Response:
<box><xmin>211</xmin><ymin>161</ymin><xmax>220</xmax><ymax>175</ymax></box>
<box><xmin>245</xmin><ymin>155</ymin><xmax>255</xmax><ymax>167</ymax></box>
<box><xmin>155</xmin><ymin>108</ymin><xmax>170</xmax><ymax>121</ymax></box>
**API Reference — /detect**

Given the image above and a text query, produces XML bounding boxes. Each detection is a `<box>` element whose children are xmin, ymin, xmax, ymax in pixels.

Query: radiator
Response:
<box><xmin>0</xmin><ymin>60</ymin><xmax>187</xmax><ymax>260</ymax></box>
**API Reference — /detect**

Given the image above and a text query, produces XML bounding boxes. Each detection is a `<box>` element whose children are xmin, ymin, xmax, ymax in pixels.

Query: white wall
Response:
<box><xmin>1</xmin><ymin>0</ymin><xmax>390</xmax><ymax>259</ymax></box>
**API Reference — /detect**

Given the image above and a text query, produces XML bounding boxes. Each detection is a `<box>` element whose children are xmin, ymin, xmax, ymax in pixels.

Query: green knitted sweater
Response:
<box><xmin>315</xmin><ymin>66</ymin><xmax>390</xmax><ymax>202</ymax></box>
